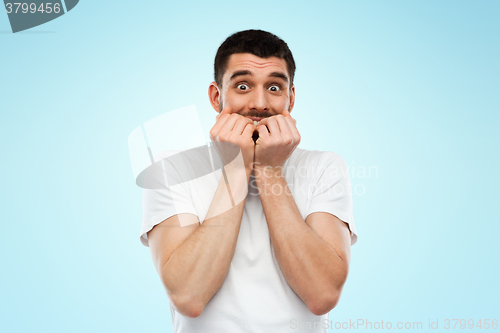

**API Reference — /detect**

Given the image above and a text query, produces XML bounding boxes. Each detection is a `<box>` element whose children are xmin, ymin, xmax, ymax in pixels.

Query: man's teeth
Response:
<box><xmin>253</xmin><ymin>120</ymin><xmax>259</xmax><ymax>126</ymax></box>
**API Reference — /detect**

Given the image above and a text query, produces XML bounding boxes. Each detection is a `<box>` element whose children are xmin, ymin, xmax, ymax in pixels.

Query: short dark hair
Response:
<box><xmin>214</xmin><ymin>29</ymin><xmax>296</xmax><ymax>91</ymax></box>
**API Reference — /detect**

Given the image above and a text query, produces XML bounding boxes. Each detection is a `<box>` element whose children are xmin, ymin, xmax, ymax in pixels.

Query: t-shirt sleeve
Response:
<box><xmin>139</xmin><ymin>152</ymin><xmax>198</xmax><ymax>247</ymax></box>
<box><xmin>306</xmin><ymin>151</ymin><xmax>358</xmax><ymax>246</ymax></box>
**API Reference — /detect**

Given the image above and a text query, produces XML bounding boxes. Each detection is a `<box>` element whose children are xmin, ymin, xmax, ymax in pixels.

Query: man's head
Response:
<box><xmin>209</xmin><ymin>30</ymin><xmax>296</xmax><ymax>121</ymax></box>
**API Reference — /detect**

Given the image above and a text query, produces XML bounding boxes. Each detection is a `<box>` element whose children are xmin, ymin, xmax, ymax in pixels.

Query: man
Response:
<box><xmin>140</xmin><ymin>29</ymin><xmax>357</xmax><ymax>332</ymax></box>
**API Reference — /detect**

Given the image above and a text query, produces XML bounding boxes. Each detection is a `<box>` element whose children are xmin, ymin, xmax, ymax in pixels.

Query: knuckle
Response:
<box><xmin>218</xmin><ymin>133</ymin><xmax>229</xmax><ymax>141</ymax></box>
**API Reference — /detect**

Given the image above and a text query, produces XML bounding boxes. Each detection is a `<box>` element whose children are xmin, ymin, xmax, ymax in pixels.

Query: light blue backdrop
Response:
<box><xmin>1</xmin><ymin>1</ymin><xmax>498</xmax><ymax>332</ymax></box>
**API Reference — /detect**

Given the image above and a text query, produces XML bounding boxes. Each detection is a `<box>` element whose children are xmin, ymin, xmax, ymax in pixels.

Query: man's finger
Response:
<box><xmin>283</xmin><ymin>110</ymin><xmax>297</xmax><ymax>124</ymax></box>
<box><xmin>233</xmin><ymin>117</ymin><xmax>255</xmax><ymax>135</ymax></box>
<box><xmin>242</xmin><ymin>122</ymin><xmax>257</xmax><ymax>141</ymax></box>
<box><xmin>275</xmin><ymin>115</ymin><xmax>292</xmax><ymax>138</ymax></box>
<box><xmin>216</xmin><ymin>106</ymin><xmax>232</xmax><ymax>120</ymax></box>
<box><xmin>219</xmin><ymin>113</ymin><xmax>243</xmax><ymax>135</ymax></box>
<box><xmin>211</xmin><ymin>107</ymin><xmax>233</xmax><ymax>141</ymax></box>
<box><xmin>256</xmin><ymin>118</ymin><xmax>271</xmax><ymax>134</ymax></box>
<box><xmin>281</xmin><ymin>111</ymin><xmax>300</xmax><ymax>141</ymax></box>
<box><xmin>212</xmin><ymin>110</ymin><xmax>231</xmax><ymax>133</ymax></box>
<box><xmin>256</xmin><ymin>123</ymin><xmax>270</xmax><ymax>140</ymax></box>
<box><xmin>263</xmin><ymin>117</ymin><xmax>280</xmax><ymax>136</ymax></box>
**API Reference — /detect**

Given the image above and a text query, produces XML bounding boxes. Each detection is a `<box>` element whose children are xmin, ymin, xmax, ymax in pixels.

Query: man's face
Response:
<box><xmin>209</xmin><ymin>53</ymin><xmax>295</xmax><ymax>121</ymax></box>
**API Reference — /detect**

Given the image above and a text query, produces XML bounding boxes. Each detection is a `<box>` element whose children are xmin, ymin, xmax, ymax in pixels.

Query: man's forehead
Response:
<box><xmin>225</xmin><ymin>53</ymin><xmax>289</xmax><ymax>81</ymax></box>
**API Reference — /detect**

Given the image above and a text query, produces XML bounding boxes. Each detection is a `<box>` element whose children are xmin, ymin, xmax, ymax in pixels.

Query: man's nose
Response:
<box><xmin>248</xmin><ymin>87</ymin><xmax>270</xmax><ymax>113</ymax></box>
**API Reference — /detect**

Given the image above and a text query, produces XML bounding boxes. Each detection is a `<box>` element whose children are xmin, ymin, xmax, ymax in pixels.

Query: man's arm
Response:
<box><xmin>255</xmin><ymin>171</ymin><xmax>351</xmax><ymax>316</ymax></box>
<box><xmin>148</xmin><ymin>165</ymin><xmax>251</xmax><ymax>318</ymax></box>
<box><xmin>148</xmin><ymin>107</ymin><xmax>256</xmax><ymax>318</ymax></box>
<box><xmin>254</xmin><ymin>111</ymin><xmax>352</xmax><ymax>315</ymax></box>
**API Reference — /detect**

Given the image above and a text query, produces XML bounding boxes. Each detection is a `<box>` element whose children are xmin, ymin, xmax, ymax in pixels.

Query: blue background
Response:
<box><xmin>1</xmin><ymin>0</ymin><xmax>498</xmax><ymax>332</ymax></box>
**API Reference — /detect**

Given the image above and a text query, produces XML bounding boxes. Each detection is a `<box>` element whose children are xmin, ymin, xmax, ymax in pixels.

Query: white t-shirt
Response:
<box><xmin>140</xmin><ymin>147</ymin><xmax>357</xmax><ymax>333</ymax></box>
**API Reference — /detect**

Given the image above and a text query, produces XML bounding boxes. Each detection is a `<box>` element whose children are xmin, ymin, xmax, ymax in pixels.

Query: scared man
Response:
<box><xmin>140</xmin><ymin>29</ymin><xmax>358</xmax><ymax>333</ymax></box>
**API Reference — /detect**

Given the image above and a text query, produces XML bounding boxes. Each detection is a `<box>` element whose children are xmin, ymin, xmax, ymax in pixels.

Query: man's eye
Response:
<box><xmin>269</xmin><ymin>85</ymin><xmax>281</xmax><ymax>92</ymax></box>
<box><xmin>237</xmin><ymin>83</ymin><xmax>249</xmax><ymax>90</ymax></box>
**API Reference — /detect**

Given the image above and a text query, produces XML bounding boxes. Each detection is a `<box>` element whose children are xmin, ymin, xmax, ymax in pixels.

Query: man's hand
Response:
<box><xmin>254</xmin><ymin>110</ymin><xmax>301</xmax><ymax>170</ymax></box>
<box><xmin>209</xmin><ymin>106</ymin><xmax>256</xmax><ymax>173</ymax></box>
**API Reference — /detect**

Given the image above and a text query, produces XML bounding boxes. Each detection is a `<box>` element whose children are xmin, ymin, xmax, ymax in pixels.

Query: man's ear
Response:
<box><xmin>288</xmin><ymin>84</ymin><xmax>296</xmax><ymax>113</ymax></box>
<box><xmin>208</xmin><ymin>82</ymin><xmax>221</xmax><ymax>113</ymax></box>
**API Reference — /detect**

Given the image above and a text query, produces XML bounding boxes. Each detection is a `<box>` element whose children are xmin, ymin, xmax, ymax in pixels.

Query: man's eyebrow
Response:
<box><xmin>229</xmin><ymin>70</ymin><xmax>289</xmax><ymax>83</ymax></box>
<box><xmin>268</xmin><ymin>71</ymin><xmax>289</xmax><ymax>83</ymax></box>
<box><xmin>229</xmin><ymin>70</ymin><xmax>252</xmax><ymax>81</ymax></box>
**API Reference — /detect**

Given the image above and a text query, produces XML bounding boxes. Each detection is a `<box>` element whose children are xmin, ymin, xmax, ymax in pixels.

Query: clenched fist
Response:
<box><xmin>254</xmin><ymin>110</ymin><xmax>301</xmax><ymax>170</ymax></box>
<box><xmin>209</xmin><ymin>106</ymin><xmax>257</xmax><ymax>173</ymax></box>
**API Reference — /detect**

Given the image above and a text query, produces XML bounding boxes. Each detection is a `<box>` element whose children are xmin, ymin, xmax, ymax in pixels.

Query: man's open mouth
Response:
<box><xmin>248</xmin><ymin>117</ymin><xmax>263</xmax><ymax>122</ymax></box>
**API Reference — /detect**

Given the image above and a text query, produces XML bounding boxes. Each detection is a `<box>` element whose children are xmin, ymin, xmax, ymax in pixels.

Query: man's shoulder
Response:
<box><xmin>288</xmin><ymin>147</ymin><xmax>347</xmax><ymax>169</ymax></box>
